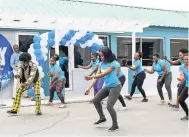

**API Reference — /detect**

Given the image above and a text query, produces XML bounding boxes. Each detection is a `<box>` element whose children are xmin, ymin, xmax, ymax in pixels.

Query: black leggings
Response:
<box><xmin>118</xmin><ymin>75</ymin><xmax>126</xmax><ymax>107</ymax></box>
<box><xmin>178</xmin><ymin>86</ymin><xmax>188</xmax><ymax>116</ymax></box>
<box><xmin>130</xmin><ymin>71</ymin><xmax>147</xmax><ymax>98</ymax></box>
<box><xmin>49</xmin><ymin>90</ymin><xmax>65</xmax><ymax>104</ymax></box>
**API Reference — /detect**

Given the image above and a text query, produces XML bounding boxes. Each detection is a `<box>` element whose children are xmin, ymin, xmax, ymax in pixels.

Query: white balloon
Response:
<box><xmin>40</xmin><ymin>72</ymin><xmax>45</xmax><ymax>78</ymax></box>
<box><xmin>40</xmin><ymin>32</ymin><xmax>48</xmax><ymax>40</ymax></box>
<box><xmin>75</xmin><ymin>32</ymin><xmax>83</xmax><ymax>40</ymax></box>
<box><xmin>28</xmin><ymin>47</ymin><xmax>34</xmax><ymax>54</ymax></box>
<box><xmin>38</xmin><ymin>66</ymin><xmax>43</xmax><ymax>72</ymax></box>
<box><xmin>40</xmin><ymin>88</ymin><xmax>45</xmax><ymax>99</ymax></box>
<box><xmin>41</xmin><ymin>48</ymin><xmax>48</xmax><ymax>55</ymax></box>
<box><xmin>93</xmin><ymin>35</ymin><xmax>99</xmax><ymax>40</ymax></box>
<box><xmin>65</xmin><ymin>41</ymin><xmax>70</xmax><ymax>46</ymax></box>
<box><xmin>44</xmin><ymin>55</ymin><xmax>48</xmax><ymax>61</ymax></box>
<box><xmin>33</xmin><ymin>60</ymin><xmax>39</xmax><ymax>66</ymax></box>
<box><xmin>80</xmin><ymin>44</ymin><xmax>86</xmax><ymax>48</ymax></box>
<box><xmin>40</xmin><ymin>40</ymin><xmax>48</xmax><ymax>47</ymax></box>
<box><xmin>31</xmin><ymin>54</ymin><xmax>36</xmax><ymax>61</ymax></box>
<box><xmin>97</xmin><ymin>39</ymin><xmax>103</xmax><ymax>45</ymax></box>
<box><xmin>86</xmin><ymin>40</ymin><xmax>93</xmax><ymax>47</ymax></box>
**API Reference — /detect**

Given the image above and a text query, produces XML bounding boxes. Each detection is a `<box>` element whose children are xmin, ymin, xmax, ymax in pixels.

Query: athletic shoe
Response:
<box><xmin>125</xmin><ymin>95</ymin><xmax>132</xmax><ymax>100</ymax></box>
<box><xmin>7</xmin><ymin>110</ymin><xmax>17</xmax><ymax>114</ymax></box>
<box><xmin>158</xmin><ymin>100</ymin><xmax>166</xmax><ymax>105</ymax></box>
<box><xmin>118</xmin><ymin>107</ymin><xmax>127</xmax><ymax>111</ymax></box>
<box><xmin>108</xmin><ymin>126</ymin><xmax>119</xmax><ymax>132</ymax></box>
<box><xmin>141</xmin><ymin>98</ymin><xmax>148</xmax><ymax>102</ymax></box>
<box><xmin>59</xmin><ymin>104</ymin><xmax>66</xmax><ymax>108</ymax></box>
<box><xmin>12</xmin><ymin>98</ymin><xmax>15</xmax><ymax>100</ymax></box>
<box><xmin>36</xmin><ymin>112</ymin><xmax>42</xmax><ymax>116</ymax></box>
<box><xmin>94</xmin><ymin>118</ymin><xmax>107</xmax><ymax>124</ymax></box>
<box><xmin>47</xmin><ymin>102</ymin><xmax>53</xmax><ymax>106</ymax></box>
<box><xmin>180</xmin><ymin>115</ymin><xmax>188</xmax><ymax>121</ymax></box>
<box><xmin>171</xmin><ymin>106</ymin><xmax>179</xmax><ymax>111</ymax></box>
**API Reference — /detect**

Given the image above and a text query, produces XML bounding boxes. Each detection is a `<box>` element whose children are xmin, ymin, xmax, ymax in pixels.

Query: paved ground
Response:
<box><xmin>0</xmin><ymin>95</ymin><xmax>188</xmax><ymax>137</ymax></box>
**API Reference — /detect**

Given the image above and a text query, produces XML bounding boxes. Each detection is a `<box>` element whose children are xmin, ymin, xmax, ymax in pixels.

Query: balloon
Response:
<box><xmin>41</xmin><ymin>48</ymin><xmax>48</xmax><ymax>55</ymax></box>
<box><xmin>28</xmin><ymin>47</ymin><xmax>34</xmax><ymax>54</ymax></box>
<box><xmin>38</xmin><ymin>66</ymin><xmax>43</xmax><ymax>72</ymax></box>
<box><xmin>64</xmin><ymin>34</ymin><xmax>72</xmax><ymax>41</ymax></box>
<box><xmin>59</xmin><ymin>39</ymin><xmax>67</xmax><ymax>46</ymax></box>
<box><xmin>68</xmin><ymin>30</ymin><xmax>76</xmax><ymax>37</ymax></box>
<box><xmin>74</xmin><ymin>40</ymin><xmax>80</xmax><ymax>46</ymax></box>
<box><xmin>40</xmin><ymin>88</ymin><xmax>45</xmax><ymax>99</ymax></box>
<box><xmin>84</xmin><ymin>32</ymin><xmax>94</xmax><ymax>40</ymax></box>
<box><xmin>31</xmin><ymin>54</ymin><xmax>36</xmax><ymax>61</ymax></box>
<box><xmin>40</xmin><ymin>32</ymin><xmax>48</xmax><ymax>40</ymax></box>
<box><xmin>86</xmin><ymin>40</ymin><xmax>93</xmax><ymax>47</ymax></box>
<box><xmin>40</xmin><ymin>72</ymin><xmax>45</xmax><ymax>78</ymax></box>
<box><xmin>34</xmin><ymin>49</ymin><xmax>42</xmax><ymax>56</ymax></box>
<box><xmin>33</xmin><ymin>35</ymin><xmax>41</xmax><ymax>43</ymax></box>
<box><xmin>40</xmin><ymin>40</ymin><xmax>48</xmax><ymax>47</ymax></box>
<box><xmin>65</xmin><ymin>41</ymin><xmax>70</xmax><ymax>47</ymax></box>
<box><xmin>43</xmin><ymin>55</ymin><xmax>48</xmax><ymax>61</ymax></box>
<box><xmin>48</xmin><ymin>30</ymin><xmax>55</xmax><ymax>39</ymax></box>
<box><xmin>80</xmin><ymin>44</ymin><xmax>86</xmax><ymax>48</ymax></box>
<box><xmin>33</xmin><ymin>60</ymin><xmax>39</xmax><ymax>66</ymax></box>
<box><xmin>27</xmin><ymin>88</ymin><xmax>35</xmax><ymax>97</ymax></box>
<box><xmin>79</xmin><ymin>37</ymin><xmax>87</xmax><ymax>44</ymax></box>
<box><xmin>33</xmin><ymin>42</ymin><xmax>41</xmax><ymax>49</ymax></box>
<box><xmin>74</xmin><ymin>32</ymin><xmax>83</xmax><ymax>40</ymax></box>
<box><xmin>47</xmin><ymin>39</ymin><xmax>55</xmax><ymax>48</ymax></box>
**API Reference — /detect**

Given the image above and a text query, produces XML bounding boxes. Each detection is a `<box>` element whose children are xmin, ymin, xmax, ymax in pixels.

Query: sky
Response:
<box><xmin>80</xmin><ymin>0</ymin><xmax>189</xmax><ymax>11</ymax></box>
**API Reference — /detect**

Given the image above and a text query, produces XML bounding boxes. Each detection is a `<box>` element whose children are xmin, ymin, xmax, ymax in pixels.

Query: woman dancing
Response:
<box><xmin>85</xmin><ymin>47</ymin><xmax>122</xmax><ymax>131</ymax></box>
<box><xmin>144</xmin><ymin>54</ymin><xmax>172</xmax><ymax>104</ymax></box>
<box><xmin>125</xmin><ymin>51</ymin><xmax>148</xmax><ymax>102</ymax></box>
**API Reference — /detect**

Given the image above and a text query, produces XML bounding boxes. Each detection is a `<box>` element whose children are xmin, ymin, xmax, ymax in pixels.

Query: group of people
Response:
<box><xmin>6</xmin><ymin>45</ymin><xmax>188</xmax><ymax>132</ymax></box>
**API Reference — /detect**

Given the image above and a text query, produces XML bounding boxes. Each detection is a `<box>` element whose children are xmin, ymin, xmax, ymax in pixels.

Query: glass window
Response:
<box><xmin>117</xmin><ymin>37</ymin><xmax>140</xmax><ymax>66</ymax></box>
<box><xmin>141</xmin><ymin>38</ymin><xmax>164</xmax><ymax>66</ymax></box>
<box><xmin>74</xmin><ymin>35</ymin><xmax>110</xmax><ymax>68</ymax></box>
<box><xmin>18</xmin><ymin>35</ymin><xmax>34</xmax><ymax>52</ymax></box>
<box><xmin>170</xmin><ymin>39</ymin><xmax>188</xmax><ymax>63</ymax></box>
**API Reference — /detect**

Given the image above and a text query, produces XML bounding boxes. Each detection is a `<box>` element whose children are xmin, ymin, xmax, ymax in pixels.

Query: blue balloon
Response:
<box><xmin>37</xmin><ymin>55</ymin><xmax>44</xmax><ymax>61</ymax></box>
<box><xmin>74</xmin><ymin>40</ymin><xmax>80</xmax><ymax>46</ymax></box>
<box><xmin>64</xmin><ymin>34</ymin><xmax>72</xmax><ymax>41</ymax></box>
<box><xmin>84</xmin><ymin>32</ymin><xmax>94</xmax><ymax>40</ymax></box>
<box><xmin>27</xmin><ymin>88</ymin><xmax>35</xmax><ymax>97</ymax></box>
<box><xmin>48</xmin><ymin>30</ymin><xmax>55</xmax><ymax>39</ymax></box>
<box><xmin>33</xmin><ymin>42</ymin><xmax>41</xmax><ymax>49</ymax></box>
<box><xmin>33</xmin><ymin>36</ymin><xmax>41</xmax><ymax>43</ymax></box>
<box><xmin>79</xmin><ymin>37</ymin><xmax>87</xmax><ymax>44</ymax></box>
<box><xmin>59</xmin><ymin>39</ymin><xmax>67</xmax><ymax>45</ymax></box>
<box><xmin>47</xmin><ymin>39</ymin><xmax>55</xmax><ymax>48</ymax></box>
<box><xmin>68</xmin><ymin>30</ymin><xmax>76</xmax><ymax>37</ymax></box>
<box><xmin>34</xmin><ymin>49</ymin><xmax>42</xmax><ymax>56</ymax></box>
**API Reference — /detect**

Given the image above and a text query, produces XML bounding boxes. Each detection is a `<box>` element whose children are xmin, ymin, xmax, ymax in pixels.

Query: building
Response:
<box><xmin>0</xmin><ymin>0</ymin><xmax>188</xmax><ymax>98</ymax></box>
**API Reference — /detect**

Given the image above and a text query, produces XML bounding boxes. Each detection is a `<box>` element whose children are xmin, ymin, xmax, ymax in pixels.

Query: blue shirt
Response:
<box><xmin>100</xmin><ymin>61</ymin><xmax>120</xmax><ymax>88</ymax></box>
<box><xmin>179</xmin><ymin>65</ymin><xmax>188</xmax><ymax>87</ymax></box>
<box><xmin>90</xmin><ymin>59</ymin><xmax>100</xmax><ymax>70</ymax></box>
<box><xmin>153</xmin><ymin>59</ymin><xmax>171</xmax><ymax>76</ymax></box>
<box><xmin>133</xmin><ymin>60</ymin><xmax>143</xmax><ymax>75</ymax></box>
<box><xmin>10</xmin><ymin>51</ymin><xmax>22</xmax><ymax>70</ymax></box>
<box><xmin>114</xmin><ymin>61</ymin><xmax>124</xmax><ymax>78</ymax></box>
<box><xmin>49</xmin><ymin>64</ymin><xmax>65</xmax><ymax>81</ymax></box>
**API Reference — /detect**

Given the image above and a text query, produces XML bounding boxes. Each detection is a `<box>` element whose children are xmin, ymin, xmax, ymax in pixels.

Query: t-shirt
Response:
<box><xmin>90</xmin><ymin>59</ymin><xmax>100</xmax><ymax>70</ymax></box>
<box><xmin>114</xmin><ymin>61</ymin><xmax>124</xmax><ymax>78</ymax></box>
<box><xmin>49</xmin><ymin>64</ymin><xmax>65</xmax><ymax>81</ymax></box>
<box><xmin>133</xmin><ymin>60</ymin><xmax>143</xmax><ymax>75</ymax></box>
<box><xmin>179</xmin><ymin>65</ymin><xmax>188</xmax><ymax>87</ymax></box>
<box><xmin>153</xmin><ymin>59</ymin><xmax>171</xmax><ymax>76</ymax></box>
<box><xmin>100</xmin><ymin>61</ymin><xmax>120</xmax><ymax>88</ymax></box>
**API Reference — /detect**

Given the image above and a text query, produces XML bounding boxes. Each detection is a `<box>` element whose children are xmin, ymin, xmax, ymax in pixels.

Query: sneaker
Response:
<box><xmin>108</xmin><ymin>125</ymin><xmax>119</xmax><ymax>132</ymax></box>
<box><xmin>171</xmin><ymin>106</ymin><xmax>179</xmax><ymax>111</ymax></box>
<box><xmin>118</xmin><ymin>107</ymin><xmax>127</xmax><ymax>111</ymax></box>
<box><xmin>180</xmin><ymin>115</ymin><xmax>188</xmax><ymax>121</ymax></box>
<box><xmin>158</xmin><ymin>100</ymin><xmax>166</xmax><ymax>105</ymax></box>
<box><xmin>47</xmin><ymin>102</ymin><xmax>53</xmax><ymax>106</ymax></box>
<box><xmin>36</xmin><ymin>112</ymin><xmax>42</xmax><ymax>116</ymax></box>
<box><xmin>168</xmin><ymin>103</ymin><xmax>177</xmax><ymax>108</ymax></box>
<box><xmin>12</xmin><ymin>98</ymin><xmax>15</xmax><ymax>100</ymax></box>
<box><xmin>141</xmin><ymin>98</ymin><xmax>148</xmax><ymax>102</ymax></box>
<box><xmin>7</xmin><ymin>110</ymin><xmax>17</xmax><ymax>114</ymax></box>
<box><xmin>125</xmin><ymin>95</ymin><xmax>132</xmax><ymax>100</ymax></box>
<box><xmin>94</xmin><ymin>118</ymin><xmax>107</xmax><ymax>125</ymax></box>
<box><xmin>59</xmin><ymin>104</ymin><xmax>66</xmax><ymax>108</ymax></box>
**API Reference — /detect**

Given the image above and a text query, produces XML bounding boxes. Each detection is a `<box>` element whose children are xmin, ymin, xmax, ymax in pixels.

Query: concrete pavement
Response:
<box><xmin>0</xmin><ymin>94</ymin><xmax>188</xmax><ymax>137</ymax></box>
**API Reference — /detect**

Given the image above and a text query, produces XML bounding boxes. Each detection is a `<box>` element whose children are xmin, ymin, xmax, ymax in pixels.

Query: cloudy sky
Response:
<box><xmin>80</xmin><ymin>0</ymin><xmax>189</xmax><ymax>11</ymax></box>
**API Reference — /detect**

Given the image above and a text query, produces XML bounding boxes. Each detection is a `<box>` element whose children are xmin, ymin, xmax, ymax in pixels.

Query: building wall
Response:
<box><xmin>0</xmin><ymin>26</ymin><xmax>188</xmax><ymax>99</ymax></box>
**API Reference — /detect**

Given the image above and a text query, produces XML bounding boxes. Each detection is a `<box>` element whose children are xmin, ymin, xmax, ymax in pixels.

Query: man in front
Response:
<box><xmin>10</xmin><ymin>44</ymin><xmax>23</xmax><ymax>99</ymax></box>
<box><xmin>7</xmin><ymin>52</ymin><xmax>42</xmax><ymax>115</ymax></box>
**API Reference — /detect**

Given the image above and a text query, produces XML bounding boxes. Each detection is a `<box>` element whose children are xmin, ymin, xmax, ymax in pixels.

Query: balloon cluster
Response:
<box><xmin>0</xmin><ymin>65</ymin><xmax>13</xmax><ymax>89</ymax></box>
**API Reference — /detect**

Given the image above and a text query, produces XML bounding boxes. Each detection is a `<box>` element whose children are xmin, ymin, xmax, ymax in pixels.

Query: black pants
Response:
<box><xmin>130</xmin><ymin>71</ymin><xmax>146</xmax><ymax>98</ymax></box>
<box><xmin>179</xmin><ymin>86</ymin><xmax>188</xmax><ymax>116</ymax></box>
<box><xmin>118</xmin><ymin>75</ymin><xmax>126</xmax><ymax>107</ymax></box>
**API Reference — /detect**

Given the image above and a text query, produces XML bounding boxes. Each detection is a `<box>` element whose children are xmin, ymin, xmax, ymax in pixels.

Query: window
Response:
<box><xmin>117</xmin><ymin>37</ymin><xmax>140</xmax><ymax>66</ymax></box>
<box><xmin>141</xmin><ymin>38</ymin><xmax>163</xmax><ymax>66</ymax></box>
<box><xmin>170</xmin><ymin>39</ymin><xmax>188</xmax><ymax>63</ymax></box>
<box><xmin>74</xmin><ymin>35</ymin><xmax>110</xmax><ymax>68</ymax></box>
<box><xmin>18</xmin><ymin>35</ymin><xmax>35</xmax><ymax>52</ymax></box>
<box><xmin>117</xmin><ymin>37</ymin><xmax>164</xmax><ymax>66</ymax></box>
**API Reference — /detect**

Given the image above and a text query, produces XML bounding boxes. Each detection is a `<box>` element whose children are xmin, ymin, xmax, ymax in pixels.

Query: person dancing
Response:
<box><xmin>7</xmin><ymin>53</ymin><xmax>42</xmax><ymax>115</ymax></box>
<box><xmin>79</xmin><ymin>53</ymin><xmax>104</xmax><ymax>97</ymax></box>
<box><xmin>47</xmin><ymin>55</ymin><xmax>66</xmax><ymax>108</ymax></box>
<box><xmin>164</xmin><ymin>48</ymin><xmax>188</xmax><ymax>110</ymax></box>
<box><xmin>85</xmin><ymin>47</ymin><xmax>122</xmax><ymax>131</ymax></box>
<box><xmin>178</xmin><ymin>53</ymin><xmax>188</xmax><ymax>120</ymax></box>
<box><xmin>125</xmin><ymin>51</ymin><xmax>148</xmax><ymax>102</ymax></box>
<box><xmin>144</xmin><ymin>54</ymin><xmax>172</xmax><ymax>105</ymax></box>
